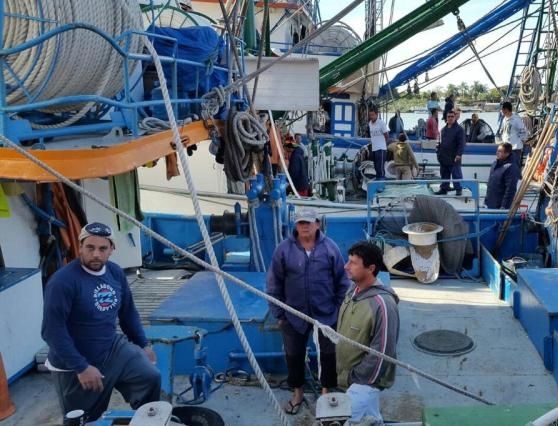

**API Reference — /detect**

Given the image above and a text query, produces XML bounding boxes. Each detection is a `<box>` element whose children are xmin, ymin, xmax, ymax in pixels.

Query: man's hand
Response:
<box><xmin>455</xmin><ymin>155</ymin><xmax>462</xmax><ymax>163</ymax></box>
<box><xmin>77</xmin><ymin>366</ymin><xmax>104</xmax><ymax>392</ymax></box>
<box><xmin>144</xmin><ymin>346</ymin><xmax>157</xmax><ymax>364</ymax></box>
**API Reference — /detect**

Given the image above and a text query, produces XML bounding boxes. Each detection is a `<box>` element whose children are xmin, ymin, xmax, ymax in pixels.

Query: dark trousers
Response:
<box><xmin>513</xmin><ymin>149</ymin><xmax>523</xmax><ymax>171</ymax></box>
<box><xmin>440</xmin><ymin>162</ymin><xmax>462</xmax><ymax>191</ymax></box>
<box><xmin>280</xmin><ymin>320</ymin><xmax>337</xmax><ymax>389</ymax></box>
<box><xmin>372</xmin><ymin>149</ymin><xmax>387</xmax><ymax>179</ymax></box>
<box><xmin>51</xmin><ymin>335</ymin><xmax>161</xmax><ymax>422</ymax></box>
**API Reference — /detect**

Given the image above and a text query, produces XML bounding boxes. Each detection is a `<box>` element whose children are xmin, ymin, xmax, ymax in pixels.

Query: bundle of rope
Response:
<box><xmin>3</xmin><ymin>0</ymin><xmax>143</xmax><ymax>127</ymax></box>
<box><xmin>223</xmin><ymin>107</ymin><xmax>267</xmax><ymax>182</ymax></box>
<box><xmin>519</xmin><ymin>65</ymin><xmax>541</xmax><ymax>115</ymax></box>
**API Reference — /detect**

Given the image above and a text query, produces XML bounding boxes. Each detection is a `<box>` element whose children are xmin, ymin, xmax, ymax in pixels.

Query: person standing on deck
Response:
<box><xmin>285</xmin><ymin>134</ymin><xmax>310</xmax><ymax>196</ymax></box>
<box><xmin>426</xmin><ymin>109</ymin><xmax>440</xmax><ymax>141</ymax></box>
<box><xmin>42</xmin><ymin>222</ymin><xmax>161</xmax><ymax>422</ymax></box>
<box><xmin>426</xmin><ymin>92</ymin><xmax>440</xmax><ymax>114</ymax></box>
<box><xmin>267</xmin><ymin>208</ymin><xmax>351</xmax><ymax>415</ymax></box>
<box><xmin>388</xmin><ymin>110</ymin><xmax>404</xmax><ymax>140</ymax></box>
<box><xmin>443</xmin><ymin>94</ymin><xmax>455</xmax><ymax>122</ymax></box>
<box><xmin>485</xmin><ymin>142</ymin><xmax>520</xmax><ymax>209</ymax></box>
<box><xmin>337</xmin><ymin>241</ymin><xmax>400</xmax><ymax>425</ymax></box>
<box><xmin>435</xmin><ymin>110</ymin><xmax>465</xmax><ymax>196</ymax></box>
<box><xmin>367</xmin><ymin>107</ymin><xmax>390</xmax><ymax>180</ymax></box>
<box><xmin>387</xmin><ymin>133</ymin><xmax>419</xmax><ymax>180</ymax></box>
<box><xmin>500</xmin><ymin>101</ymin><xmax>527</xmax><ymax>171</ymax></box>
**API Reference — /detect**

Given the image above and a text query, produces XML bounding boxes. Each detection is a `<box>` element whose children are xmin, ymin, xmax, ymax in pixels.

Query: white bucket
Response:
<box><xmin>402</xmin><ymin>222</ymin><xmax>444</xmax><ymax>284</ymax></box>
<box><xmin>402</xmin><ymin>222</ymin><xmax>443</xmax><ymax>246</ymax></box>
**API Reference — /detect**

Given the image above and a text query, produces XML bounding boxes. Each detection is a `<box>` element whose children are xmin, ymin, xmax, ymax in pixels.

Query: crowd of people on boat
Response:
<box><xmin>376</xmin><ymin>96</ymin><xmax>525</xmax><ymax>208</ymax></box>
<box><xmin>41</xmin><ymin>218</ymin><xmax>399</xmax><ymax>425</ymax></box>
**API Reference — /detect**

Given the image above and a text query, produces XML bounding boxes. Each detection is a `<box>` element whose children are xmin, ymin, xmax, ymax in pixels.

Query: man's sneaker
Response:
<box><xmin>434</xmin><ymin>189</ymin><xmax>447</xmax><ymax>195</ymax></box>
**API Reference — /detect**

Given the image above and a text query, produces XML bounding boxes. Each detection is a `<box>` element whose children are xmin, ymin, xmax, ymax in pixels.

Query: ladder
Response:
<box><xmin>503</xmin><ymin>0</ymin><xmax>557</xmax><ymax>123</ymax></box>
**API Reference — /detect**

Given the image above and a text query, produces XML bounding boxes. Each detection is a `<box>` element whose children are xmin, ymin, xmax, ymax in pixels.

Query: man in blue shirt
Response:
<box><xmin>42</xmin><ymin>222</ymin><xmax>160</xmax><ymax>422</ymax></box>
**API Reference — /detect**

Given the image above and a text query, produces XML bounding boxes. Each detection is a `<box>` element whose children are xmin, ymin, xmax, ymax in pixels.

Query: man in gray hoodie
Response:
<box><xmin>337</xmin><ymin>241</ymin><xmax>400</xmax><ymax>424</ymax></box>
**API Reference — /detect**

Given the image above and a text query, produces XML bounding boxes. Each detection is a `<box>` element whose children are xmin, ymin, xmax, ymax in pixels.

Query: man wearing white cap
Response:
<box><xmin>267</xmin><ymin>208</ymin><xmax>351</xmax><ymax>415</ymax></box>
<box><xmin>42</xmin><ymin>222</ymin><xmax>161</xmax><ymax>422</ymax></box>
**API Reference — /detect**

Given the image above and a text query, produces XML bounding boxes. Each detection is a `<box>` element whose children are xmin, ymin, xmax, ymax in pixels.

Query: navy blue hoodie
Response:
<box><xmin>485</xmin><ymin>156</ymin><xmax>520</xmax><ymax>209</ymax></box>
<box><xmin>42</xmin><ymin>259</ymin><xmax>147</xmax><ymax>373</ymax></box>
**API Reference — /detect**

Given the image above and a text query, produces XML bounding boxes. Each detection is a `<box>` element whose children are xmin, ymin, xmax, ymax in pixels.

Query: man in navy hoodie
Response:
<box><xmin>42</xmin><ymin>222</ymin><xmax>160</xmax><ymax>422</ymax></box>
<box><xmin>485</xmin><ymin>142</ymin><xmax>520</xmax><ymax>209</ymax></box>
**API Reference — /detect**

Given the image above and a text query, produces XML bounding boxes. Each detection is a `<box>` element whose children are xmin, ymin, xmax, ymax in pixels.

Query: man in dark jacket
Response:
<box><xmin>388</xmin><ymin>110</ymin><xmax>404</xmax><ymax>139</ymax></box>
<box><xmin>485</xmin><ymin>142</ymin><xmax>520</xmax><ymax>209</ymax></box>
<box><xmin>42</xmin><ymin>222</ymin><xmax>160</xmax><ymax>422</ymax></box>
<box><xmin>267</xmin><ymin>208</ymin><xmax>351</xmax><ymax>414</ymax></box>
<box><xmin>443</xmin><ymin>94</ymin><xmax>455</xmax><ymax>122</ymax></box>
<box><xmin>286</xmin><ymin>135</ymin><xmax>310</xmax><ymax>196</ymax></box>
<box><xmin>337</xmin><ymin>241</ymin><xmax>399</xmax><ymax>424</ymax></box>
<box><xmin>435</xmin><ymin>110</ymin><xmax>465</xmax><ymax>196</ymax></box>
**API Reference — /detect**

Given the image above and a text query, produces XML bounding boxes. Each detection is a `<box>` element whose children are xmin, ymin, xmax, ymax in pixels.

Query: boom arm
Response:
<box><xmin>378</xmin><ymin>0</ymin><xmax>534</xmax><ymax>96</ymax></box>
<box><xmin>319</xmin><ymin>0</ymin><xmax>470</xmax><ymax>93</ymax></box>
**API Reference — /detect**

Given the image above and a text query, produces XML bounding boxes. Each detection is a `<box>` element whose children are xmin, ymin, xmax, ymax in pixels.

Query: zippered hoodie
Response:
<box><xmin>336</xmin><ymin>281</ymin><xmax>400</xmax><ymax>390</ymax></box>
<box><xmin>267</xmin><ymin>230</ymin><xmax>351</xmax><ymax>334</ymax></box>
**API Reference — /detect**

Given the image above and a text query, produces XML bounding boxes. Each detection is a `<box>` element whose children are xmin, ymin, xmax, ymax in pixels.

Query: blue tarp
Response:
<box><xmin>151</xmin><ymin>26</ymin><xmax>227</xmax><ymax>95</ymax></box>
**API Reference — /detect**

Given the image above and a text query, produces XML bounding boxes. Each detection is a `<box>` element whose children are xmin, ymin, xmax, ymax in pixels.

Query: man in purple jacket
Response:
<box><xmin>42</xmin><ymin>222</ymin><xmax>161</xmax><ymax>422</ymax></box>
<box><xmin>267</xmin><ymin>208</ymin><xmax>351</xmax><ymax>415</ymax></box>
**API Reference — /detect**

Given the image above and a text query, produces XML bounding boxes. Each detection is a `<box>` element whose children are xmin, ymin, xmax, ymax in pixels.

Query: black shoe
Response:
<box><xmin>455</xmin><ymin>190</ymin><xmax>462</xmax><ymax>196</ymax></box>
<box><xmin>434</xmin><ymin>189</ymin><xmax>447</xmax><ymax>195</ymax></box>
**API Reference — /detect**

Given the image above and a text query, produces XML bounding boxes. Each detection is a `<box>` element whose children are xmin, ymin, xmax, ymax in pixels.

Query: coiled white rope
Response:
<box><xmin>3</xmin><ymin>0</ymin><xmax>143</xmax><ymax>127</ymax></box>
<box><xmin>519</xmin><ymin>65</ymin><xmax>541</xmax><ymax>115</ymax></box>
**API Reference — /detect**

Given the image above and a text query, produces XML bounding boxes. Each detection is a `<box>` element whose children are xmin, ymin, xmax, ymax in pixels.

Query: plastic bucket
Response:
<box><xmin>402</xmin><ymin>222</ymin><xmax>443</xmax><ymax>246</ymax></box>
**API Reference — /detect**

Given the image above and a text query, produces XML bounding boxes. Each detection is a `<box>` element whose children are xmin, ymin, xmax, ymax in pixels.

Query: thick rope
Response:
<box><xmin>142</xmin><ymin>40</ymin><xmax>287</xmax><ymax>424</ymax></box>
<box><xmin>4</xmin><ymin>0</ymin><xmax>143</xmax><ymax>128</ymax></box>
<box><xmin>0</xmin><ymin>130</ymin><xmax>494</xmax><ymax>407</ymax></box>
<box><xmin>519</xmin><ymin>65</ymin><xmax>541</xmax><ymax>115</ymax></box>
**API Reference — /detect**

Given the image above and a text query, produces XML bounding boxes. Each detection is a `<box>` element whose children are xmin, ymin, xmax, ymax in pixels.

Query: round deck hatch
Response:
<box><xmin>413</xmin><ymin>330</ymin><xmax>474</xmax><ymax>356</ymax></box>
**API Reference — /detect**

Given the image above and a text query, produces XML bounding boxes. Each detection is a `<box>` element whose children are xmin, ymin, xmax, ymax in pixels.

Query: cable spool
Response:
<box><xmin>3</xmin><ymin>0</ymin><xmax>143</xmax><ymax>128</ymax></box>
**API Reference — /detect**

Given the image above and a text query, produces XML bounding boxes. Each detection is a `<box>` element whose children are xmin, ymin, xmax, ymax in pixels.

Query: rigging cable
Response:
<box><xmin>454</xmin><ymin>11</ymin><xmax>504</xmax><ymax>96</ymax></box>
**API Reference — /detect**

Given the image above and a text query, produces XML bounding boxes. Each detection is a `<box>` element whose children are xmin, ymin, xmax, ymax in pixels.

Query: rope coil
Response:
<box><xmin>3</xmin><ymin>0</ymin><xmax>143</xmax><ymax>127</ymax></box>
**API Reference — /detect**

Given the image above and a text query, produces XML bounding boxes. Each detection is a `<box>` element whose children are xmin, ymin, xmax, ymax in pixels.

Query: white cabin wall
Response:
<box><xmin>0</xmin><ymin>184</ymin><xmax>41</xmax><ymax>269</ymax></box>
<box><xmin>81</xmin><ymin>179</ymin><xmax>142</xmax><ymax>269</ymax></box>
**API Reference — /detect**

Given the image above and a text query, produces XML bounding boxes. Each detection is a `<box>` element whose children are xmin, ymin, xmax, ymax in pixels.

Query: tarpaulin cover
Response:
<box><xmin>151</xmin><ymin>26</ymin><xmax>227</xmax><ymax>94</ymax></box>
<box><xmin>408</xmin><ymin>195</ymin><xmax>473</xmax><ymax>274</ymax></box>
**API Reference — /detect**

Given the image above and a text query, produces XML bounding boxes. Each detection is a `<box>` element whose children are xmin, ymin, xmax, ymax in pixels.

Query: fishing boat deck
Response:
<box><xmin>4</xmin><ymin>274</ymin><xmax>558</xmax><ymax>425</ymax></box>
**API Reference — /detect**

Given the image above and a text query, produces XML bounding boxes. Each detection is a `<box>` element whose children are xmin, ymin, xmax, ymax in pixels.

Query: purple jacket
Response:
<box><xmin>266</xmin><ymin>230</ymin><xmax>351</xmax><ymax>333</ymax></box>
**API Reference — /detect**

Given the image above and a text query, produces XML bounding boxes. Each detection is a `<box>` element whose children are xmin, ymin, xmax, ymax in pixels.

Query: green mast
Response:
<box><xmin>319</xmin><ymin>0</ymin><xmax>470</xmax><ymax>93</ymax></box>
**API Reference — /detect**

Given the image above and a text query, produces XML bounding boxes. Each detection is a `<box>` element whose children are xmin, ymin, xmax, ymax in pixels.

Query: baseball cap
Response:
<box><xmin>294</xmin><ymin>208</ymin><xmax>319</xmax><ymax>223</ymax></box>
<box><xmin>79</xmin><ymin>222</ymin><xmax>115</xmax><ymax>247</ymax></box>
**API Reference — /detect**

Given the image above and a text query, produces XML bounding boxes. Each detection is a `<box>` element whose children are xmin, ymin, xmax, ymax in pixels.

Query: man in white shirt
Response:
<box><xmin>500</xmin><ymin>101</ymin><xmax>527</xmax><ymax>170</ymax></box>
<box><xmin>367</xmin><ymin>108</ymin><xmax>390</xmax><ymax>180</ymax></box>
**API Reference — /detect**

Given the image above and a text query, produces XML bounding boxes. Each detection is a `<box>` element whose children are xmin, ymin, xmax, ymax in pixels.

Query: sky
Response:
<box><xmin>317</xmin><ymin>0</ymin><xmax>525</xmax><ymax>93</ymax></box>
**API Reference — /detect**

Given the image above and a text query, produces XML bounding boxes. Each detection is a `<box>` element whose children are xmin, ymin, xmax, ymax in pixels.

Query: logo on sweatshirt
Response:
<box><xmin>93</xmin><ymin>283</ymin><xmax>118</xmax><ymax>312</ymax></box>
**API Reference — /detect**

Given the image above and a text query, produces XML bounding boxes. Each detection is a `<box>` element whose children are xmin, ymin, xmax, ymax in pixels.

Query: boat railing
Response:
<box><xmin>0</xmin><ymin>11</ymin><xmax>240</xmax><ymax>145</ymax></box>
<box><xmin>366</xmin><ymin>178</ymin><xmax>482</xmax><ymax>275</ymax></box>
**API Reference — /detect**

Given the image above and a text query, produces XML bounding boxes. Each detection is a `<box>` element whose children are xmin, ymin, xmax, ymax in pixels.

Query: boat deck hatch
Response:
<box><xmin>413</xmin><ymin>330</ymin><xmax>474</xmax><ymax>356</ymax></box>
